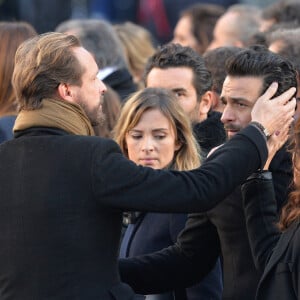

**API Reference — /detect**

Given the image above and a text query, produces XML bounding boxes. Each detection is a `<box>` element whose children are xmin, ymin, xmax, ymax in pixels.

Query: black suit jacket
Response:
<box><xmin>242</xmin><ymin>175</ymin><xmax>300</xmax><ymax>300</ymax></box>
<box><xmin>119</xmin><ymin>146</ymin><xmax>292</xmax><ymax>300</ymax></box>
<box><xmin>0</xmin><ymin>125</ymin><xmax>266</xmax><ymax>300</ymax></box>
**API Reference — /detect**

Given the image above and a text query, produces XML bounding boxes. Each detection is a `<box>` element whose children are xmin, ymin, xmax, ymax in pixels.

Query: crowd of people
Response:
<box><xmin>1</xmin><ymin>1</ymin><xmax>300</xmax><ymax>299</ymax></box>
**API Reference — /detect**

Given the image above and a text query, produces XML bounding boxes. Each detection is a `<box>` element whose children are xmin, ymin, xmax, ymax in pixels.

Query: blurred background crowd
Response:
<box><xmin>0</xmin><ymin>0</ymin><xmax>280</xmax><ymax>44</ymax></box>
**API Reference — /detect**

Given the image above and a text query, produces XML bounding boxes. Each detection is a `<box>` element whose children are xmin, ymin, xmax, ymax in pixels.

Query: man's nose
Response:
<box><xmin>98</xmin><ymin>78</ymin><xmax>107</xmax><ymax>95</ymax></box>
<box><xmin>221</xmin><ymin>106</ymin><xmax>234</xmax><ymax>124</ymax></box>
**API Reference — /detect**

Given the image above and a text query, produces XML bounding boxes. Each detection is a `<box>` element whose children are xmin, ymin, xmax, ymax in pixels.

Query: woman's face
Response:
<box><xmin>125</xmin><ymin>108</ymin><xmax>181</xmax><ymax>169</ymax></box>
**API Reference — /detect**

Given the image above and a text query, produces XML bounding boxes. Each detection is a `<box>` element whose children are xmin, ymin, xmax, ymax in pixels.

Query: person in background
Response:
<box><xmin>203</xmin><ymin>46</ymin><xmax>242</xmax><ymax>113</ymax></box>
<box><xmin>260</xmin><ymin>0</ymin><xmax>300</xmax><ymax>32</ymax></box>
<box><xmin>144</xmin><ymin>43</ymin><xmax>226</xmax><ymax>159</ymax></box>
<box><xmin>208</xmin><ymin>4</ymin><xmax>262</xmax><ymax>50</ymax></box>
<box><xmin>114</xmin><ymin>21</ymin><xmax>156</xmax><ymax>90</ymax></box>
<box><xmin>0</xmin><ymin>21</ymin><xmax>37</xmax><ymax>143</ymax></box>
<box><xmin>172</xmin><ymin>3</ymin><xmax>225</xmax><ymax>55</ymax></box>
<box><xmin>267</xmin><ymin>27</ymin><xmax>300</xmax><ymax>120</ymax></box>
<box><xmin>115</xmin><ymin>87</ymin><xmax>222</xmax><ymax>299</ymax></box>
<box><xmin>241</xmin><ymin>116</ymin><xmax>300</xmax><ymax>300</ymax></box>
<box><xmin>56</xmin><ymin>19</ymin><xmax>137</xmax><ymax>101</ymax></box>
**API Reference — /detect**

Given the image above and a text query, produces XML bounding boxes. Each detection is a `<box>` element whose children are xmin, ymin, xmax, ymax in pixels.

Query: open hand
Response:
<box><xmin>251</xmin><ymin>82</ymin><xmax>296</xmax><ymax>136</ymax></box>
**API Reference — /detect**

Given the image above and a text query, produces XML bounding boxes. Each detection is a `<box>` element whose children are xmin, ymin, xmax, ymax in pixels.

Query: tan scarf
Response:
<box><xmin>13</xmin><ymin>98</ymin><xmax>95</xmax><ymax>136</ymax></box>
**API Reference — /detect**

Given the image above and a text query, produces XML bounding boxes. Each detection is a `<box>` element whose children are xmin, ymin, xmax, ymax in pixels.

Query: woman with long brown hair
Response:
<box><xmin>241</xmin><ymin>119</ymin><xmax>300</xmax><ymax>299</ymax></box>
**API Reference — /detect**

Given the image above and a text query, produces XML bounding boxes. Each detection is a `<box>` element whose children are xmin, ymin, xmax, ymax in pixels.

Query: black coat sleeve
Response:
<box><xmin>269</xmin><ymin>144</ymin><xmax>293</xmax><ymax>210</ymax></box>
<box><xmin>241</xmin><ymin>173</ymin><xmax>282</xmax><ymax>270</ymax></box>
<box><xmin>93</xmin><ymin>125</ymin><xmax>268</xmax><ymax>213</ymax></box>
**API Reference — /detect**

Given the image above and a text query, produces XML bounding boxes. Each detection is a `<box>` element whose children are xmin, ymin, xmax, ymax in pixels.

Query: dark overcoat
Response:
<box><xmin>0</xmin><ymin>125</ymin><xmax>266</xmax><ymax>300</ymax></box>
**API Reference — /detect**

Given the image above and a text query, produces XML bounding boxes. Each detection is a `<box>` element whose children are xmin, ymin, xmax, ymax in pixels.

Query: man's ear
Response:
<box><xmin>210</xmin><ymin>91</ymin><xmax>220</xmax><ymax>110</ymax></box>
<box><xmin>198</xmin><ymin>91</ymin><xmax>213</xmax><ymax>121</ymax></box>
<box><xmin>57</xmin><ymin>83</ymin><xmax>74</xmax><ymax>102</ymax></box>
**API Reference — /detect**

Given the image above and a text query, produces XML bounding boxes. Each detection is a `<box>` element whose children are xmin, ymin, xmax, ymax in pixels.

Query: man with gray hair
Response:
<box><xmin>208</xmin><ymin>4</ymin><xmax>262</xmax><ymax>50</ymax></box>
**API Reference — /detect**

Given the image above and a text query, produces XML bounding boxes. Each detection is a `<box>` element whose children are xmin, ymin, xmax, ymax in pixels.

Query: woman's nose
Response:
<box><xmin>141</xmin><ymin>137</ymin><xmax>154</xmax><ymax>151</ymax></box>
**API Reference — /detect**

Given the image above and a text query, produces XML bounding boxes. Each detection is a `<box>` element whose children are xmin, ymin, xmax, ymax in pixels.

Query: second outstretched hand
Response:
<box><xmin>251</xmin><ymin>82</ymin><xmax>296</xmax><ymax>136</ymax></box>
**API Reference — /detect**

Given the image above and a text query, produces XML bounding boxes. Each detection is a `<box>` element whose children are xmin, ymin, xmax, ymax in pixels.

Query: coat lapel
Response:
<box><xmin>259</xmin><ymin>220</ymin><xmax>300</xmax><ymax>283</ymax></box>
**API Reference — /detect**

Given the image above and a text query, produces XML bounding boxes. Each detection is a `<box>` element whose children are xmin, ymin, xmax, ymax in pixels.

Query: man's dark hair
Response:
<box><xmin>226</xmin><ymin>45</ymin><xmax>297</xmax><ymax>97</ymax></box>
<box><xmin>203</xmin><ymin>46</ymin><xmax>242</xmax><ymax>95</ymax></box>
<box><xmin>144</xmin><ymin>43</ymin><xmax>212</xmax><ymax>102</ymax></box>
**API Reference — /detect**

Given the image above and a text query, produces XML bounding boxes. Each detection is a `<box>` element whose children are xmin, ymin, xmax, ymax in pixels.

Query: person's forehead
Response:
<box><xmin>222</xmin><ymin>75</ymin><xmax>263</xmax><ymax>99</ymax></box>
<box><xmin>176</xmin><ymin>15</ymin><xmax>190</xmax><ymax>28</ymax></box>
<box><xmin>268</xmin><ymin>40</ymin><xmax>285</xmax><ymax>54</ymax></box>
<box><xmin>133</xmin><ymin>108</ymin><xmax>173</xmax><ymax>130</ymax></box>
<box><xmin>73</xmin><ymin>46</ymin><xmax>98</xmax><ymax>71</ymax></box>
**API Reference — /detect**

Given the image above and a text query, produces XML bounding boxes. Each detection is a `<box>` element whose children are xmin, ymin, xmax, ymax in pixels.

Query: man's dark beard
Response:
<box><xmin>224</xmin><ymin>124</ymin><xmax>242</xmax><ymax>139</ymax></box>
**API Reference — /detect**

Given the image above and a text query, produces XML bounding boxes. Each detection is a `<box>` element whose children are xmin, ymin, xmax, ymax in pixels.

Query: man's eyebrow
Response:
<box><xmin>172</xmin><ymin>88</ymin><xmax>186</xmax><ymax>93</ymax></box>
<box><xmin>220</xmin><ymin>96</ymin><xmax>253</xmax><ymax>104</ymax></box>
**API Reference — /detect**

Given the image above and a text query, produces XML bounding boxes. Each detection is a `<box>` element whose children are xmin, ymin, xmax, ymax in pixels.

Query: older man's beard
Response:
<box><xmin>90</xmin><ymin>106</ymin><xmax>106</xmax><ymax>127</ymax></box>
<box><xmin>79</xmin><ymin>99</ymin><xmax>106</xmax><ymax>127</ymax></box>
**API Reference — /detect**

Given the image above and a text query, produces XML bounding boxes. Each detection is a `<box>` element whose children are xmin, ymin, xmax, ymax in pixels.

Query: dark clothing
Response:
<box><xmin>242</xmin><ymin>174</ymin><xmax>300</xmax><ymax>300</ymax></box>
<box><xmin>0</xmin><ymin>115</ymin><xmax>16</xmax><ymax>143</ymax></box>
<box><xmin>19</xmin><ymin>0</ymin><xmax>72</xmax><ymax>33</ymax></box>
<box><xmin>102</xmin><ymin>68</ymin><xmax>137</xmax><ymax>102</ymax></box>
<box><xmin>119</xmin><ymin>146</ymin><xmax>292</xmax><ymax>300</ymax></box>
<box><xmin>0</xmin><ymin>125</ymin><xmax>266</xmax><ymax>300</ymax></box>
<box><xmin>193</xmin><ymin>111</ymin><xmax>226</xmax><ymax>159</ymax></box>
<box><xmin>120</xmin><ymin>212</ymin><xmax>223</xmax><ymax>300</ymax></box>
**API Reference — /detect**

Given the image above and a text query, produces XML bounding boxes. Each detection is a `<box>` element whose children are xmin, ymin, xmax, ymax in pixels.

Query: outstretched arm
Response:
<box><xmin>119</xmin><ymin>213</ymin><xmax>219</xmax><ymax>294</ymax></box>
<box><xmin>95</xmin><ymin>83</ymin><xmax>296</xmax><ymax>213</ymax></box>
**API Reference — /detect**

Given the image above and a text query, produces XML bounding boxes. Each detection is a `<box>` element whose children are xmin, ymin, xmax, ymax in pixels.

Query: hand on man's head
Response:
<box><xmin>251</xmin><ymin>82</ymin><xmax>296</xmax><ymax>136</ymax></box>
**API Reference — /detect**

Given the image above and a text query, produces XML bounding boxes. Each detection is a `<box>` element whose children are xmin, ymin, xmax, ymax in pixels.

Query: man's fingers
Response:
<box><xmin>283</xmin><ymin>97</ymin><xmax>296</xmax><ymax>115</ymax></box>
<box><xmin>273</xmin><ymin>87</ymin><xmax>296</xmax><ymax>104</ymax></box>
<box><xmin>251</xmin><ymin>84</ymin><xmax>296</xmax><ymax>135</ymax></box>
<box><xmin>260</xmin><ymin>82</ymin><xmax>278</xmax><ymax>100</ymax></box>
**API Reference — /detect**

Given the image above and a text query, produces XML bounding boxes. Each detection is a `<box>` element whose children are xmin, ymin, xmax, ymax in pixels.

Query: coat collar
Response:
<box><xmin>14</xmin><ymin>127</ymin><xmax>69</xmax><ymax>138</ymax></box>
